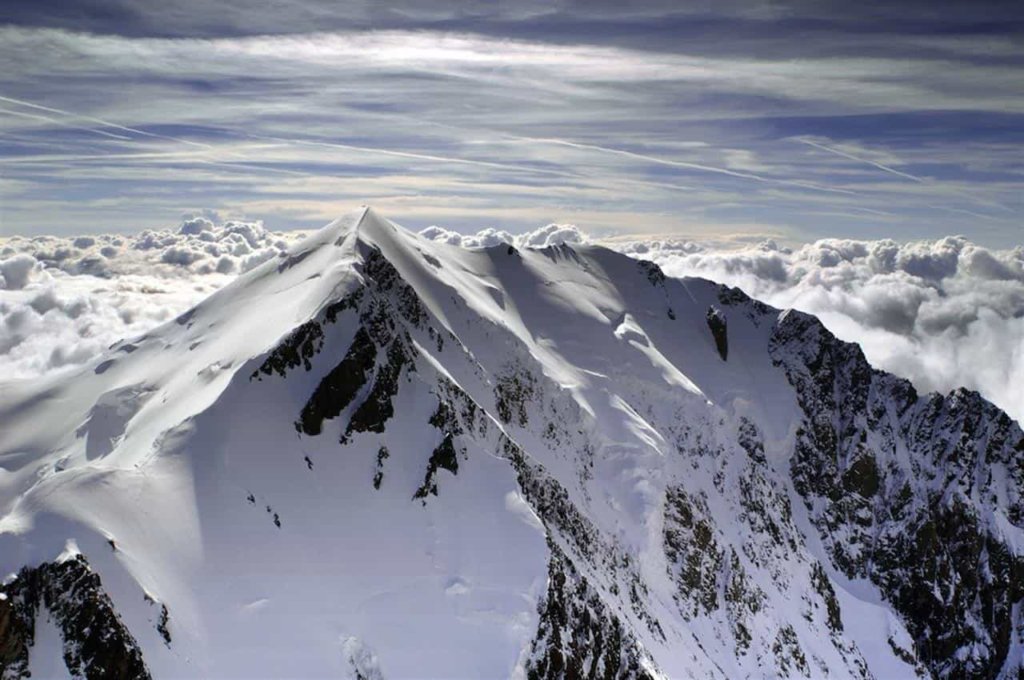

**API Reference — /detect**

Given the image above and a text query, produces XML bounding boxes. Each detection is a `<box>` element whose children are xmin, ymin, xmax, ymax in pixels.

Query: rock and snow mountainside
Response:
<box><xmin>1</xmin><ymin>207</ymin><xmax>1023</xmax><ymax>679</ymax></box>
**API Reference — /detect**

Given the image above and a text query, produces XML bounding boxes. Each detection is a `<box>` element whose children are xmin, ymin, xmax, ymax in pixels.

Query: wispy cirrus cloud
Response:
<box><xmin>0</xmin><ymin>2</ymin><xmax>1021</xmax><ymax>244</ymax></box>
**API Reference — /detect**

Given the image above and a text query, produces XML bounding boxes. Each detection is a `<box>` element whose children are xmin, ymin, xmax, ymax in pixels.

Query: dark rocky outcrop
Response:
<box><xmin>0</xmin><ymin>583</ymin><xmax>34</xmax><ymax>679</ymax></box>
<box><xmin>706</xmin><ymin>306</ymin><xmax>728</xmax><ymax>361</ymax></box>
<box><xmin>372</xmin><ymin>446</ymin><xmax>389</xmax><ymax>490</ymax></box>
<box><xmin>413</xmin><ymin>396</ymin><xmax>470</xmax><ymax>500</ymax></box>
<box><xmin>412</xmin><ymin>433</ymin><xmax>460</xmax><ymax>500</ymax></box>
<box><xmin>343</xmin><ymin>335</ymin><xmax>413</xmax><ymax>442</ymax></box>
<box><xmin>525</xmin><ymin>544</ymin><xmax>658</xmax><ymax>680</ymax></box>
<box><xmin>251</xmin><ymin>320</ymin><xmax>324</xmax><ymax>380</ymax></box>
<box><xmin>663</xmin><ymin>486</ymin><xmax>722</xmax><ymax>617</ymax></box>
<box><xmin>494</xmin><ymin>365</ymin><xmax>537</xmax><ymax>428</ymax></box>
<box><xmin>0</xmin><ymin>553</ymin><xmax>150</xmax><ymax>680</ymax></box>
<box><xmin>292</xmin><ymin>246</ymin><xmax>426</xmax><ymax>442</ymax></box>
<box><xmin>296</xmin><ymin>327</ymin><xmax>377</xmax><ymax>436</ymax></box>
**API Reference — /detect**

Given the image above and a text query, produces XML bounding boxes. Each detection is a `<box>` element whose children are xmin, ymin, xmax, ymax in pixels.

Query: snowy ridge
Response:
<box><xmin>1</xmin><ymin>208</ymin><xmax>1022</xmax><ymax>679</ymax></box>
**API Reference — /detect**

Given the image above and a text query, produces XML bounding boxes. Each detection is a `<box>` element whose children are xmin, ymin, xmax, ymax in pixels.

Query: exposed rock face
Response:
<box><xmin>663</xmin><ymin>486</ymin><xmax>726</xmax><ymax>618</ymax></box>
<box><xmin>296</xmin><ymin>326</ymin><xmax>377</xmax><ymax>436</ymax></box>
<box><xmin>525</xmin><ymin>543</ymin><xmax>658</xmax><ymax>680</ymax></box>
<box><xmin>250</xmin><ymin>320</ymin><xmax>324</xmax><ymax>379</ymax></box>
<box><xmin>0</xmin><ymin>587</ymin><xmax>34</xmax><ymax>679</ymax></box>
<box><xmin>770</xmin><ymin>307</ymin><xmax>1024</xmax><ymax>679</ymax></box>
<box><xmin>706</xmin><ymin>306</ymin><xmax>728</xmax><ymax>361</ymax></box>
<box><xmin>0</xmin><ymin>554</ymin><xmax>150</xmax><ymax>680</ymax></box>
<box><xmin>343</xmin><ymin>335</ymin><xmax>413</xmax><ymax>441</ymax></box>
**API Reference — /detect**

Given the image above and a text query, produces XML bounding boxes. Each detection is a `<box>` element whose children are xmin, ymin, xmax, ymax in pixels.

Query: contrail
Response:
<box><xmin>0</xmin><ymin>92</ymin><xmax>850</xmax><ymax>199</ymax></box>
<box><xmin>0</xmin><ymin>143</ymin><xmax>290</xmax><ymax>166</ymax></box>
<box><xmin>935</xmin><ymin>206</ymin><xmax>1002</xmax><ymax>223</ymax></box>
<box><xmin>793</xmin><ymin>137</ymin><xmax>925</xmax><ymax>183</ymax></box>
<box><xmin>189</xmin><ymin>129</ymin><xmax>705</xmax><ymax>195</ymax></box>
<box><xmin>195</xmin><ymin>159</ymin><xmax>324</xmax><ymax>178</ymax></box>
<box><xmin>507</xmin><ymin>136</ymin><xmax>859</xmax><ymax>196</ymax></box>
<box><xmin>848</xmin><ymin>206</ymin><xmax>897</xmax><ymax>217</ymax></box>
<box><xmin>0</xmin><ymin>95</ymin><xmax>349</xmax><ymax>183</ymax></box>
<box><xmin>236</xmin><ymin>131</ymin><xmax>581</xmax><ymax>179</ymax></box>
<box><xmin>0</xmin><ymin>108</ymin><xmax>133</xmax><ymax>141</ymax></box>
<box><xmin>0</xmin><ymin>94</ymin><xmax>213</xmax><ymax>149</ymax></box>
<box><xmin>793</xmin><ymin>136</ymin><xmax>1015</xmax><ymax>216</ymax></box>
<box><xmin>0</xmin><ymin>151</ymin><xmax>209</xmax><ymax>164</ymax></box>
<box><xmin>0</xmin><ymin>93</ymin><xmax>590</xmax><ymax>182</ymax></box>
<box><xmin>3</xmin><ymin>93</ymin><xmax>1013</xmax><ymax>223</ymax></box>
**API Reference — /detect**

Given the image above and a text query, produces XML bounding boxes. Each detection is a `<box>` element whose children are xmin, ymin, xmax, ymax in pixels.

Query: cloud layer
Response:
<box><xmin>2</xmin><ymin>220</ymin><xmax>1021</xmax><ymax>427</ymax></box>
<box><xmin>0</xmin><ymin>216</ymin><xmax>304</xmax><ymax>378</ymax></box>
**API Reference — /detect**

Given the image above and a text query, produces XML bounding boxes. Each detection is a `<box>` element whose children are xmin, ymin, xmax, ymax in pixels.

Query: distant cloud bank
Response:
<box><xmin>0</xmin><ymin>216</ymin><xmax>305</xmax><ymax>378</ymax></box>
<box><xmin>2</xmin><ymin>219</ymin><xmax>1021</xmax><ymax>427</ymax></box>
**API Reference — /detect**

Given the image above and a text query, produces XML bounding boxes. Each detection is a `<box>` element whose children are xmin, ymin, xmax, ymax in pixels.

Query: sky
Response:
<box><xmin>1</xmin><ymin>0</ymin><xmax>1022</xmax><ymax>245</ymax></box>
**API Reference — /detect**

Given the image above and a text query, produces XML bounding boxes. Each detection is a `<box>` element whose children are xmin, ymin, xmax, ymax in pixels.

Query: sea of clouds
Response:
<box><xmin>2</xmin><ymin>217</ymin><xmax>1022</xmax><ymax>426</ymax></box>
<box><xmin>0</xmin><ymin>217</ymin><xmax>306</xmax><ymax>378</ymax></box>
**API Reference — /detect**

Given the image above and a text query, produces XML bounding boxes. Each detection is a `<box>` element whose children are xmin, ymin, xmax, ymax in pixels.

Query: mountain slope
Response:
<box><xmin>1</xmin><ymin>207</ymin><xmax>1021</xmax><ymax>679</ymax></box>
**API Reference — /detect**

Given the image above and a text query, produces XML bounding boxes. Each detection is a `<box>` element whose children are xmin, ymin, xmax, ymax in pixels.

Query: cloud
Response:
<box><xmin>0</xmin><ymin>216</ymin><xmax>305</xmax><ymax>379</ymax></box>
<box><xmin>0</xmin><ymin>24</ymin><xmax>1021</xmax><ymax>245</ymax></box>
<box><xmin>180</xmin><ymin>216</ymin><xmax>214</xmax><ymax>235</ymax></box>
<box><xmin>0</xmin><ymin>270</ymin><xmax>209</xmax><ymax>377</ymax></box>
<box><xmin>0</xmin><ymin>253</ymin><xmax>41</xmax><ymax>290</ymax></box>
<box><xmin>418</xmin><ymin>222</ymin><xmax>587</xmax><ymax>248</ymax></box>
<box><xmin>2</xmin><ymin>214</ymin><xmax>304</xmax><ymax>280</ymax></box>
<box><xmin>516</xmin><ymin>223</ymin><xmax>589</xmax><ymax>248</ymax></box>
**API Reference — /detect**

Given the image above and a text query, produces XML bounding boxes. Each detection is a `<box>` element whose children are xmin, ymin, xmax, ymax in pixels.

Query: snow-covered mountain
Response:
<box><xmin>1</xmin><ymin>207</ymin><xmax>1022</xmax><ymax>679</ymax></box>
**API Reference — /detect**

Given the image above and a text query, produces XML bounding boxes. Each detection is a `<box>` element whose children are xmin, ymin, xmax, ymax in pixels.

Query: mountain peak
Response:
<box><xmin>2</xmin><ymin>212</ymin><xmax>1022</xmax><ymax>679</ymax></box>
<box><xmin>333</xmin><ymin>204</ymin><xmax>388</xmax><ymax>240</ymax></box>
